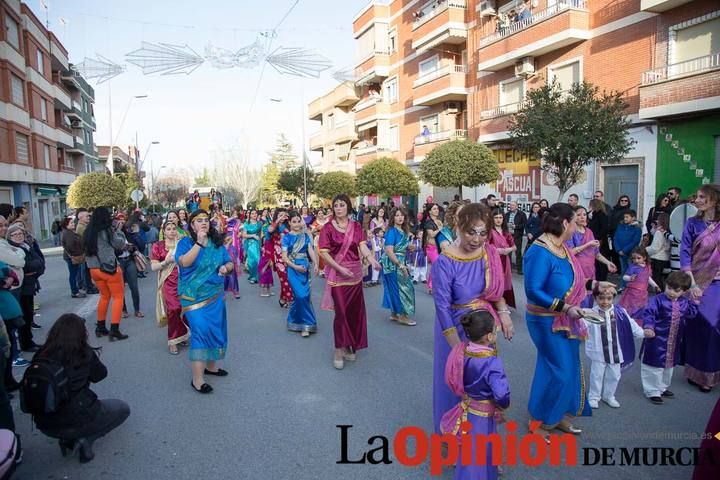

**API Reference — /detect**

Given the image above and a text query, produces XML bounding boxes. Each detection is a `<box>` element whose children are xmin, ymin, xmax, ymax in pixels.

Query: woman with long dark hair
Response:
<box><xmin>33</xmin><ymin>313</ymin><xmax>130</xmax><ymax>463</ymax></box>
<box><xmin>588</xmin><ymin>199</ymin><xmax>611</xmax><ymax>281</ymax></box>
<box><xmin>423</xmin><ymin>203</ymin><xmax>443</xmax><ymax>294</ymax></box>
<box><xmin>380</xmin><ymin>206</ymin><xmax>416</xmax><ymax>326</ymax></box>
<box><xmin>645</xmin><ymin>194</ymin><xmax>672</xmax><ymax>234</ymax></box>
<box><xmin>524</xmin><ymin>203</ymin><xmax>615</xmax><ymax>438</ymax></box>
<box><xmin>265</xmin><ymin>208</ymin><xmax>293</xmax><ymax>308</ymax></box>
<box><xmin>176</xmin><ymin>209</ymin><xmax>233</xmax><ymax>393</ymax></box>
<box><xmin>319</xmin><ymin>194</ymin><xmax>380</xmax><ymax>369</ymax></box>
<box><xmin>243</xmin><ymin>209</ymin><xmax>262</xmax><ymax>283</ymax></box>
<box><xmin>525</xmin><ymin>202</ymin><xmax>543</xmax><ymax>249</ymax></box>
<box><xmin>489</xmin><ymin>207</ymin><xmax>516</xmax><ymax>308</ymax></box>
<box><xmin>84</xmin><ymin>207</ymin><xmax>129</xmax><ymax>340</ymax></box>
<box><xmin>282</xmin><ymin>211</ymin><xmax>319</xmax><ymax>337</ymax></box>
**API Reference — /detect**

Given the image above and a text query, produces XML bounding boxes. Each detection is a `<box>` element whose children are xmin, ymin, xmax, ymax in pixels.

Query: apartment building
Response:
<box><xmin>0</xmin><ymin>0</ymin><xmax>97</xmax><ymax>240</ymax></box>
<box><xmin>309</xmin><ymin>0</ymin><xmax>719</xmax><ymax>222</ymax></box>
<box><xmin>97</xmin><ymin>145</ymin><xmax>140</xmax><ymax>174</ymax></box>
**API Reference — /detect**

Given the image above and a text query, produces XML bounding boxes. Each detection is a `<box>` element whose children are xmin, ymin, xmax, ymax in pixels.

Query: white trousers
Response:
<box><xmin>371</xmin><ymin>266</ymin><xmax>381</xmax><ymax>282</ymax></box>
<box><xmin>588</xmin><ymin>360</ymin><xmax>622</xmax><ymax>402</ymax></box>
<box><xmin>641</xmin><ymin>363</ymin><xmax>674</xmax><ymax>397</ymax></box>
<box><xmin>411</xmin><ymin>265</ymin><xmax>427</xmax><ymax>282</ymax></box>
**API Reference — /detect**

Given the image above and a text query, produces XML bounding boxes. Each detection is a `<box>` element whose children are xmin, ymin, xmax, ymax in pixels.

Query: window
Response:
<box><xmin>356</xmin><ymin>26</ymin><xmax>375</xmax><ymax>61</ymax></box>
<box><xmin>549</xmin><ymin>60</ymin><xmax>581</xmax><ymax>91</ymax></box>
<box><xmin>419</xmin><ymin>56</ymin><xmax>439</xmax><ymax>77</ymax></box>
<box><xmin>40</xmin><ymin>98</ymin><xmax>47</xmax><ymax>121</ymax></box>
<box><xmin>388</xmin><ymin>30</ymin><xmax>397</xmax><ymax>54</ymax></box>
<box><xmin>384</xmin><ymin>77</ymin><xmax>398</xmax><ymax>103</ymax></box>
<box><xmin>36</xmin><ymin>49</ymin><xmax>44</xmax><ymax>75</ymax></box>
<box><xmin>420</xmin><ymin>114</ymin><xmax>439</xmax><ymax>134</ymax></box>
<box><xmin>500</xmin><ymin>78</ymin><xmax>524</xmax><ymax>107</ymax></box>
<box><xmin>15</xmin><ymin>133</ymin><xmax>29</xmax><ymax>163</ymax></box>
<box><xmin>389</xmin><ymin>125</ymin><xmax>399</xmax><ymax>151</ymax></box>
<box><xmin>674</xmin><ymin>17</ymin><xmax>720</xmax><ymax>64</ymax></box>
<box><xmin>84</xmin><ymin>129</ymin><xmax>91</xmax><ymax>144</ymax></box>
<box><xmin>4</xmin><ymin>14</ymin><xmax>19</xmax><ymax>49</ymax></box>
<box><xmin>43</xmin><ymin>144</ymin><xmax>50</xmax><ymax>169</ymax></box>
<box><xmin>83</xmin><ymin>98</ymin><xmax>88</xmax><ymax>112</ymax></box>
<box><xmin>10</xmin><ymin>74</ymin><xmax>23</xmax><ymax>106</ymax></box>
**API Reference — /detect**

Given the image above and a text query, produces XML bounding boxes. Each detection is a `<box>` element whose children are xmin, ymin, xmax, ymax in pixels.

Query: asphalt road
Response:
<box><xmin>10</xmin><ymin>254</ymin><xmax>718</xmax><ymax>480</ymax></box>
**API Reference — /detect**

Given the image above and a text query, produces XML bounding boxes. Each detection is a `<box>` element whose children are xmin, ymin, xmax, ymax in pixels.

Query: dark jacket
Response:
<box><xmin>645</xmin><ymin>206</ymin><xmax>672</xmax><ymax>234</ymax></box>
<box><xmin>609</xmin><ymin>206</ymin><xmax>630</xmax><ymax>235</ymax></box>
<box><xmin>9</xmin><ymin>241</ymin><xmax>44</xmax><ymax>296</ymax></box>
<box><xmin>34</xmin><ymin>348</ymin><xmax>107</xmax><ymax>429</ymax></box>
<box><xmin>525</xmin><ymin>213</ymin><xmax>542</xmax><ymax>239</ymax></box>
<box><xmin>61</xmin><ymin>229</ymin><xmax>84</xmax><ymax>261</ymax></box>
<box><xmin>504</xmin><ymin>209</ymin><xmax>527</xmax><ymax>237</ymax></box>
<box><xmin>588</xmin><ymin>210</ymin><xmax>609</xmax><ymax>247</ymax></box>
<box><xmin>613</xmin><ymin>221</ymin><xmax>642</xmax><ymax>255</ymax></box>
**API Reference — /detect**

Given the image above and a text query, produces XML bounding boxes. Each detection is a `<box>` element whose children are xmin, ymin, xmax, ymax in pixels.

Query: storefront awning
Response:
<box><xmin>36</xmin><ymin>187</ymin><xmax>59</xmax><ymax>197</ymax></box>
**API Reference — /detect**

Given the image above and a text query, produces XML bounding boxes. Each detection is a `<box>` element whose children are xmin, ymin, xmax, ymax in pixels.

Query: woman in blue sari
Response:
<box><xmin>436</xmin><ymin>201</ymin><xmax>462</xmax><ymax>252</ymax></box>
<box><xmin>282</xmin><ymin>211</ymin><xmax>319</xmax><ymax>337</ymax></box>
<box><xmin>524</xmin><ymin>203</ymin><xmax>615</xmax><ymax>437</ymax></box>
<box><xmin>243</xmin><ymin>209</ymin><xmax>262</xmax><ymax>284</ymax></box>
<box><xmin>381</xmin><ymin>206</ymin><xmax>416</xmax><ymax>326</ymax></box>
<box><xmin>176</xmin><ymin>209</ymin><xmax>233</xmax><ymax>394</ymax></box>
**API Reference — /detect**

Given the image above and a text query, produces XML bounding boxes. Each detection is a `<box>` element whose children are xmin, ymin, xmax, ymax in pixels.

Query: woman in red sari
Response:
<box><xmin>266</xmin><ymin>209</ymin><xmax>294</xmax><ymax>308</ymax></box>
<box><xmin>319</xmin><ymin>194</ymin><xmax>381</xmax><ymax>370</ymax></box>
<box><xmin>489</xmin><ymin>207</ymin><xmax>517</xmax><ymax>308</ymax></box>
<box><xmin>151</xmin><ymin>222</ymin><xmax>189</xmax><ymax>354</ymax></box>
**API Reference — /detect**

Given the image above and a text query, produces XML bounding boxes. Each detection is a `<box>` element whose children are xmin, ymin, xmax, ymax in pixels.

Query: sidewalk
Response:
<box><xmin>38</xmin><ymin>238</ymin><xmax>63</xmax><ymax>256</ymax></box>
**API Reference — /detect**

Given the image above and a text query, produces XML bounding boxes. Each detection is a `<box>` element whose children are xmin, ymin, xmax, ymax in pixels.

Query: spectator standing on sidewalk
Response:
<box><xmin>60</xmin><ymin>217</ymin><xmax>86</xmax><ymax>299</ymax></box>
<box><xmin>0</xmin><ymin>214</ymin><xmax>28</xmax><ymax>368</ymax></box>
<box><xmin>75</xmin><ymin>209</ymin><xmax>98</xmax><ymax>295</ymax></box>
<box><xmin>504</xmin><ymin>201</ymin><xmax>527</xmax><ymax>273</ymax></box>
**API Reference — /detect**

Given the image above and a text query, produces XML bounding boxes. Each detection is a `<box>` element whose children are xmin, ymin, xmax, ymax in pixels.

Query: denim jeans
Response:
<box><xmin>619</xmin><ymin>255</ymin><xmax>630</xmax><ymax>287</ymax></box>
<box><xmin>119</xmin><ymin>257</ymin><xmax>140</xmax><ymax>313</ymax></box>
<box><xmin>65</xmin><ymin>258</ymin><xmax>80</xmax><ymax>295</ymax></box>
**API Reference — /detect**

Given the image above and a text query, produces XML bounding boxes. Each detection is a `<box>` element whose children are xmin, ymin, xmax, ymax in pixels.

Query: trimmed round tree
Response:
<box><xmin>419</xmin><ymin>140</ymin><xmax>499</xmax><ymax>198</ymax></box>
<box><xmin>356</xmin><ymin>157</ymin><xmax>419</xmax><ymax>199</ymax></box>
<box><xmin>313</xmin><ymin>171</ymin><xmax>357</xmax><ymax>200</ymax></box>
<box><xmin>67</xmin><ymin>172</ymin><xmax>126</xmax><ymax>209</ymax></box>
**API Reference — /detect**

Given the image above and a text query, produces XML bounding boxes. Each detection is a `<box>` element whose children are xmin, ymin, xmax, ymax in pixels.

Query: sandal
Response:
<box><xmin>122</xmin><ymin>311</ymin><xmax>129</xmax><ymax>318</ymax></box>
<box><xmin>169</xmin><ymin>346</ymin><xmax>179</xmax><ymax>355</ymax></box>
<box><xmin>396</xmin><ymin>317</ymin><xmax>417</xmax><ymax>326</ymax></box>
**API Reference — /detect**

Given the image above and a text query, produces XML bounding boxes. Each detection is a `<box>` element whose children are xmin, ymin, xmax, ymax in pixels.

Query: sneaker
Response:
<box><xmin>602</xmin><ymin>397</ymin><xmax>620</xmax><ymax>408</ymax></box>
<box><xmin>649</xmin><ymin>396</ymin><xmax>663</xmax><ymax>405</ymax></box>
<box><xmin>12</xmin><ymin>358</ymin><xmax>30</xmax><ymax>368</ymax></box>
<box><xmin>661</xmin><ymin>390</ymin><xmax>674</xmax><ymax>398</ymax></box>
<box><xmin>31</xmin><ymin>322</ymin><xmax>42</xmax><ymax>330</ymax></box>
<box><xmin>588</xmin><ymin>399</ymin><xmax>599</xmax><ymax>409</ymax></box>
<box><xmin>71</xmin><ymin>292</ymin><xmax>87</xmax><ymax>298</ymax></box>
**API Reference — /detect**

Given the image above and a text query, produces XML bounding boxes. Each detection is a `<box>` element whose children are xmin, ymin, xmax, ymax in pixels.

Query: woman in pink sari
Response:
<box><xmin>150</xmin><ymin>222</ymin><xmax>189</xmax><ymax>355</ymax></box>
<box><xmin>319</xmin><ymin>195</ymin><xmax>381</xmax><ymax>370</ymax></box>
<box><xmin>682</xmin><ymin>184</ymin><xmax>720</xmax><ymax>392</ymax></box>
<box><xmin>566</xmin><ymin>206</ymin><xmax>617</xmax><ymax>306</ymax></box>
<box><xmin>489</xmin><ymin>207</ymin><xmax>517</xmax><ymax>308</ymax></box>
<box><xmin>423</xmin><ymin>203</ymin><xmax>443</xmax><ymax>295</ymax></box>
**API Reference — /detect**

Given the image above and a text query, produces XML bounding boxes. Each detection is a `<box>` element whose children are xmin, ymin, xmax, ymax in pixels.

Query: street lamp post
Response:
<box><xmin>106</xmin><ymin>94</ymin><xmax>148</xmax><ymax>175</ymax></box>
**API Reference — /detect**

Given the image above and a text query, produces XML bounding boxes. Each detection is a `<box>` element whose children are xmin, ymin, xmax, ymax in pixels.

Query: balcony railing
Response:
<box><xmin>412</xmin><ymin>0</ymin><xmax>467</xmax><ymax>29</ymax></box>
<box><xmin>642</xmin><ymin>53</ymin><xmax>720</xmax><ymax>85</ymax></box>
<box><xmin>478</xmin><ymin>0</ymin><xmax>587</xmax><ymax>48</ymax></box>
<box><xmin>354</xmin><ymin>96</ymin><xmax>382</xmax><ymax>112</ymax></box>
<box><xmin>480</xmin><ymin>101</ymin><xmax>524</xmax><ymax>119</ymax></box>
<box><xmin>355</xmin><ymin>144</ymin><xmax>390</xmax><ymax>156</ymax></box>
<box><xmin>414</xmin><ymin>129</ymin><xmax>467</xmax><ymax>145</ymax></box>
<box><xmin>414</xmin><ymin>64</ymin><xmax>467</xmax><ymax>88</ymax></box>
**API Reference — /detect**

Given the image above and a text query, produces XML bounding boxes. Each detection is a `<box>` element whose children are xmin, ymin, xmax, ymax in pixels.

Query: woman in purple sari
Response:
<box><xmin>432</xmin><ymin>203</ymin><xmax>514</xmax><ymax>434</ymax></box>
<box><xmin>565</xmin><ymin>206</ymin><xmax>616</xmax><ymax>306</ymax></box>
<box><xmin>682</xmin><ymin>184</ymin><xmax>720</xmax><ymax>393</ymax></box>
<box><xmin>319</xmin><ymin>194</ymin><xmax>381</xmax><ymax>370</ymax></box>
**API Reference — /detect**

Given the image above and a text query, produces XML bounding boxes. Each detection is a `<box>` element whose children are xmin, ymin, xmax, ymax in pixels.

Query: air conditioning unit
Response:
<box><xmin>514</xmin><ymin>57</ymin><xmax>535</xmax><ymax>78</ymax></box>
<box><xmin>445</xmin><ymin>101</ymin><xmax>460</xmax><ymax>114</ymax></box>
<box><xmin>479</xmin><ymin>0</ymin><xmax>496</xmax><ymax>17</ymax></box>
<box><xmin>70</xmin><ymin>119</ymin><xmax>81</xmax><ymax>128</ymax></box>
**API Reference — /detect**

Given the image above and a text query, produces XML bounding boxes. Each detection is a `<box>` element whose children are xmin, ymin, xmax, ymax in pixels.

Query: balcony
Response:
<box><xmin>480</xmin><ymin>101</ymin><xmax>524</xmax><ymax>120</ymax></box>
<box><xmin>353</xmin><ymin>144</ymin><xmax>391</xmax><ymax>165</ymax></box>
<box><xmin>330</xmin><ymin>121</ymin><xmax>358</xmax><ymax>144</ymax></box>
<box><xmin>355</xmin><ymin>50</ymin><xmax>391</xmax><ymax>85</ymax></box>
<box><xmin>414</xmin><ymin>129</ymin><xmax>467</xmax><ymax>145</ymax></box>
<box><xmin>309</xmin><ymin>131</ymin><xmax>325</xmax><ymax>151</ymax></box>
<box><xmin>411</xmin><ymin>0</ymin><xmax>468</xmax><ymax>54</ymax></box>
<box><xmin>56</xmin><ymin>129</ymin><xmax>74</xmax><ymax>148</ymax></box>
<box><xmin>640</xmin><ymin>0</ymin><xmax>693</xmax><ymax>12</ymax></box>
<box><xmin>476</xmin><ymin>0</ymin><xmax>590</xmax><ymax>72</ymax></box>
<box><xmin>308</xmin><ymin>82</ymin><xmax>359</xmax><ymax>121</ymax></box>
<box><xmin>53</xmin><ymin>83</ymin><xmax>71</xmax><ymax>110</ymax></box>
<box><xmin>639</xmin><ymin>53</ymin><xmax>720</xmax><ymax>119</ymax></box>
<box><xmin>353</xmin><ymin>98</ymin><xmax>390</xmax><ymax>126</ymax></box>
<box><xmin>413</xmin><ymin>64</ymin><xmax>468</xmax><ymax>106</ymax></box>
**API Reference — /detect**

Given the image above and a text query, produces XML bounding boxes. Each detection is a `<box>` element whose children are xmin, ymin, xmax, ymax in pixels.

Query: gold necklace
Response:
<box><xmin>541</xmin><ymin>234</ymin><xmax>566</xmax><ymax>256</ymax></box>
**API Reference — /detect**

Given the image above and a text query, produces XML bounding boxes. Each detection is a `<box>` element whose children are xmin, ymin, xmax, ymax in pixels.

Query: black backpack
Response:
<box><xmin>20</xmin><ymin>358</ymin><xmax>70</xmax><ymax>415</ymax></box>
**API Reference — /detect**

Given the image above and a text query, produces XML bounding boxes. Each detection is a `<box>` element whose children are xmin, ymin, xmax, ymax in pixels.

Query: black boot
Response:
<box><xmin>75</xmin><ymin>438</ymin><xmax>94</xmax><ymax>463</ymax></box>
<box><xmin>59</xmin><ymin>439</ymin><xmax>76</xmax><ymax>457</ymax></box>
<box><xmin>95</xmin><ymin>321</ymin><xmax>109</xmax><ymax>338</ymax></box>
<box><xmin>108</xmin><ymin>324</ymin><xmax>128</xmax><ymax>342</ymax></box>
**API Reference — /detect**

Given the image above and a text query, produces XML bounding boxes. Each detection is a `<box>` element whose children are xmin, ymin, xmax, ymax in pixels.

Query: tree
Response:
<box><xmin>277</xmin><ymin>165</ymin><xmax>317</xmax><ymax>200</ymax></box>
<box><xmin>419</xmin><ymin>140</ymin><xmax>499</xmax><ymax>197</ymax></box>
<box><xmin>194</xmin><ymin>168</ymin><xmax>211</xmax><ymax>187</ymax></box>
<box><xmin>211</xmin><ymin>147</ymin><xmax>262</xmax><ymax>208</ymax></box>
<box><xmin>268</xmin><ymin>133</ymin><xmax>298</xmax><ymax>171</ymax></box>
<box><xmin>155</xmin><ymin>172</ymin><xmax>191</xmax><ymax>208</ymax></box>
<box><xmin>509</xmin><ymin>81</ymin><xmax>634</xmax><ymax>200</ymax></box>
<box><xmin>314</xmin><ymin>171</ymin><xmax>357</xmax><ymax>200</ymax></box>
<box><xmin>356</xmin><ymin>157</ymin><xmax>419</xmax><ymax>199</ymax></box>
<box><xmin>114</xmin><ymin>165</ymin><xmax>145</xmax><ymax>209</ymax></box>
<box><xmin>67</xmin><ymin>172</ymin><xmax>126</xmax><ymax>209</ymax></box>
<box><xmin>258</xmin><ymin>162</ymin><xmax>282</xmax><ymax>206</ymax></box>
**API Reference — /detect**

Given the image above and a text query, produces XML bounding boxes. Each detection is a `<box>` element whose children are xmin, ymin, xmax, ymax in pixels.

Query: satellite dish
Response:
<box><xmin>669</xmin><ymin>203</ymin><xmax>697</xmax><ymax>237</ymax></box>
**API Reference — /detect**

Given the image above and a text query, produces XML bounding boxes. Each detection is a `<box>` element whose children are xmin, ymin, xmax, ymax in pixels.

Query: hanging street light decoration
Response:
<box><xmin>73</xmin><ymin>54</ymin><xmax>126</xmax><ymax>84</ymax></box>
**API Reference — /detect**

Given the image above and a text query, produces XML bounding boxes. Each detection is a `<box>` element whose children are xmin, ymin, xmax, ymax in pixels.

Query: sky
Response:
<box><xmin>25</xmin><ymin>0</ymin><xmax>369</xmax><ymax>178</ymax></box>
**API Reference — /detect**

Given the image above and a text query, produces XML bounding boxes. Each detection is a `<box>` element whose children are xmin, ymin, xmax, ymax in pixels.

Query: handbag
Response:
<box><xmin>133</xmin><ymin>251</ymin><xmax>148</xmax><ymax>272</ymax></box>
<box><xmin>70</xmin><ymin>254</ymin><xmax>85</xmax><ymax>265</ymax></box>
<box><xmin>99</xmin><ymin>258</ymin><xmax>117</xmax><ymax>275</ymax></box>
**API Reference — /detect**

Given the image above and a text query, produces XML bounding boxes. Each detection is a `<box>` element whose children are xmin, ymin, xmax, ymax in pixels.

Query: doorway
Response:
<box><xmin>603</xmin><ymin>165</ymin><xmax>639</xmax><ymax>210</ymax></box>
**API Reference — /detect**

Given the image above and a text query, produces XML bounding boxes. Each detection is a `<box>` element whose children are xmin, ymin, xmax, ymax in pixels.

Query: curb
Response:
<box><xmin>40</xmin><ymin>247</ymin><xmax>64</xmax><ymax>257</ymax></box>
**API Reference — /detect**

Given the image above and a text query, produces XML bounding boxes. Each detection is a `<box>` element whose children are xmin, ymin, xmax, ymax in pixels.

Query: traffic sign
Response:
<box><xmin>130</xmin><ymin>189</ymin><xmax>144</xmax><ymax>202</ymax></box>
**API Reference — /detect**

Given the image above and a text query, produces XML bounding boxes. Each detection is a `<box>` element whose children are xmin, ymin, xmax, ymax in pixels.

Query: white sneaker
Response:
<box><xmin>603</xmin><ymin>397</ymin><xmax>620</xmax><ymax>408</ymax></box>
<box><xmin>588</xmin><ymin>399</ymin><xmax>599</xmax><ymax>409</ymax></box>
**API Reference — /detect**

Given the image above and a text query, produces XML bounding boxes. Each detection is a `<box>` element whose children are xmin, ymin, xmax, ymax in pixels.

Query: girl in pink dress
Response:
<box><xmin>258</xmin><ymin>238</ymin><xmax>274</xmax><ymax>297</ymax></box>
<box><xmin>619</xmin><ymin>246</ymin><xmax>660</xmax><ymax>318</ymax></box>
